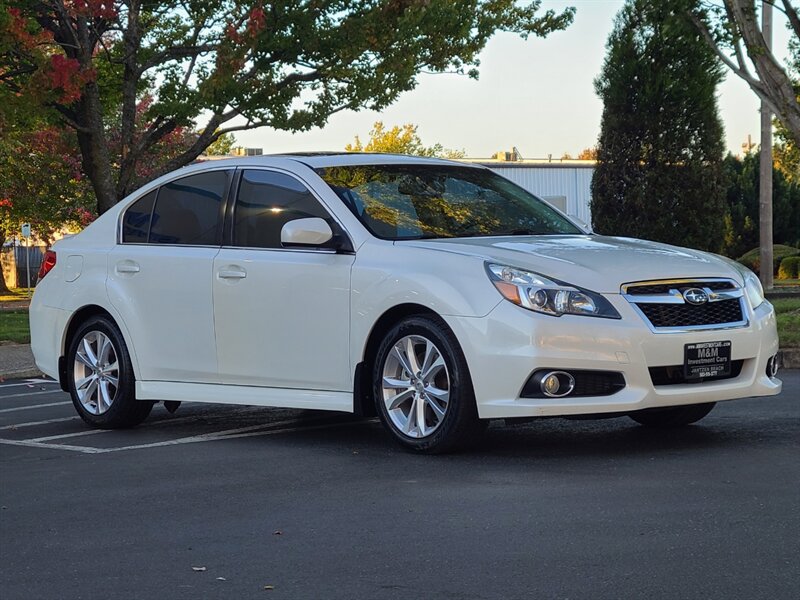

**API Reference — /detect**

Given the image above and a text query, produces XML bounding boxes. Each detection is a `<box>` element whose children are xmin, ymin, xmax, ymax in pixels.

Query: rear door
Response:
<box><xmin>212</xmin><ymin>168</ymin><xmax>355</xmax><ymax>390</ymax></box>
<box><xmin>107</xmin><ymin>169</ymin><xmax>231</xmax><ymax>383</ymax></box>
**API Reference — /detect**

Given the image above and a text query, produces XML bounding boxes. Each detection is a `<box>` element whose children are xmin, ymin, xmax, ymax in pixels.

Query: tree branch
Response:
<box><xmin>50</xmin><ymin>104</ymin><xmax>92</xmax><ymax>133</ymax></box>
<box><xmin>138</xmin><ymin>44</ymin><xmax>216</xmax><ymax>74</ymax></box>
<box><xmin>688</xmin><ymin>10</ymin><xmax>764</xmax><ymax>90</ymax></box>
<box><xmin>780</xmin><ymin>0</ymin><xmax>800</xmax><ymax>39</ymax></box>
<box><xmin>142</xmin><ymin>114</ymin><xmax>225</xmax><ymax>182</ymax></box>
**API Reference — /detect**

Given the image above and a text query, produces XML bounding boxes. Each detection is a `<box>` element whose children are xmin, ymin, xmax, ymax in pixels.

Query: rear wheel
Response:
<box><xmin>373</xmin><ymin>315</ymin><xmax>485</xmax><ymax>453</ymax></box>
<box><xmin>67</xmin><ymin>316</ymin><xmax>153</xmax><ymax>428</ymax></box>
<box><xmin>629</xmin><ymin>402</ymin><xmax>715</xmax><ymax>428</ymax></box>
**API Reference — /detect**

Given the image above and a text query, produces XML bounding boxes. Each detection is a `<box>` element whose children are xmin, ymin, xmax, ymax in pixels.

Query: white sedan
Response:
<box><xmin>30</xmin><ymin>154</ymin><xmax>782</xmax><ymax>452</ymax></box>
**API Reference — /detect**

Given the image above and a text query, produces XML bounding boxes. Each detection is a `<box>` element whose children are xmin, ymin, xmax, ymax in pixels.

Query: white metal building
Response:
<box><xmin>464</xmin><ymin>159</ymin><xmax>596</xmax><ymax>227</ymax></box>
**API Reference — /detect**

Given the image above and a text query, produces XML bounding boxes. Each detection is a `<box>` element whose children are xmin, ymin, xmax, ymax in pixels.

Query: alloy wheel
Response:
<box><xmin>381</xmin><ymin>334</ymin><xmax>450</xmax><ymax>438</ymax></box>
<box><xmin>73</xmin><ymin>331</ymin><xmax>120</xmax><ymax>415</ymax></box>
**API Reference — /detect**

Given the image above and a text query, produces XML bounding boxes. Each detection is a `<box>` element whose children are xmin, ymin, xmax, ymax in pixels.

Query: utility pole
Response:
<box><xmin>759</xmin><ymin>0</ymin><xmax>773</xmax><ymax>290</ymax></box>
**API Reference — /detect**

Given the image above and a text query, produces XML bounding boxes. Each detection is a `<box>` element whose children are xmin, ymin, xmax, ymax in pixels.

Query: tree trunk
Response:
<box><xmin>75</xmin><ymin>84</ymin><xmax>118</xmax><ymax>215</ymax></box>
<box><xmin>0</xmin><ymin>234</ymin><xmax>9</xmax><ymax>294</ymax></box>
<box><xmin>72</xmin><ymin>15</ymin><xmax>118</xmax><ymax>215</ymax></box>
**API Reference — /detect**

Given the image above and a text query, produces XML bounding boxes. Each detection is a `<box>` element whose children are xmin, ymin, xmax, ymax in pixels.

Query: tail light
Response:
<box><xmin>38</xmin><ymin>250</ymin><xmax>57</xmax><ymax>280</ymax></box>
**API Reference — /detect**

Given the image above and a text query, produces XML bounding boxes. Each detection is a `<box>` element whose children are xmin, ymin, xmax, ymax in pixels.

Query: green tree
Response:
<box><xmin>774</xmin><ymin>31</ymin><xmax>799</xmax><ymax>183</ymax></box>
<box><xmin>204</xmin><ymin>132</ymin><xmax>237</xmax><ymax>156</ymax></box>
<box><xmin>0</xmin><ymin>125</ymin><xmax>94</xmax><ymax>293</ymax></box>
<box><xmin>346</xmin><ymin>121</ymin><xmax>465</xmax><ymax>158</ymax></box>
<box><xmin>1</xmin><ymin>1</ymin><xmax>573</xmax><ymax>214</ymax></box>
<box><xmin>775</xmin><ymin>124</ymin><xmax>800</xmax><ymax>183</ymax></box>
<box><xmin>721</xmin><ymin>152</ymin><xmax>800</xmax><ymax>258</ymax></box>
<box><xmin>590</xmin><ymin>0</ymin><xmax>727</xmax><ymax>252</ymax></box>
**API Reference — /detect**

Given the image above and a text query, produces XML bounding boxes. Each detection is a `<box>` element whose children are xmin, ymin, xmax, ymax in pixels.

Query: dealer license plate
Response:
<box><xmin>684</xmin><ymin>341</ymin><xmax>731</xmax><ymax>380</ymax></box>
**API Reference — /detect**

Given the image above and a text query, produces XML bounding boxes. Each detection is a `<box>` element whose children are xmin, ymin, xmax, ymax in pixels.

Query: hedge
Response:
<box><xmin>737</xmin><ymin>245</ymin><xmax>800</xmax><ymax>276</ymax></box>
<box><xmin>778</xmin><ymin>256</ymin><xmax>800</xmax><ymax>280</ymax></box>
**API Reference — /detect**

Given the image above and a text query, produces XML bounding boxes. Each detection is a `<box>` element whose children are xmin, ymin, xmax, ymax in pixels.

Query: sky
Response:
<box><xmin>232</xmin><ymin>0</ymin><xmax>795</xmax><ymax>159</ymax></box>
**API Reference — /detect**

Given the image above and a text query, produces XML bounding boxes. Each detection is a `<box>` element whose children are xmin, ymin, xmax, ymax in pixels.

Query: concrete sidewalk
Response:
<box><xmin>0</xmin><ymin>343</ymin><xmax>42</xmax><ymax>380</ymax></box>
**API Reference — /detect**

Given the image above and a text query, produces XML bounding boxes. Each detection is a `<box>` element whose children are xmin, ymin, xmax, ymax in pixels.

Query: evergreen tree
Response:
<box><xmin>590</xmin><ymin>0</ymin><xmax>727</xmax><ymax>252</ymax></box>
<box><xmin>721</xmin><ymin>152</ymin><xmax>800</xmax><ymax>258</ymax></box>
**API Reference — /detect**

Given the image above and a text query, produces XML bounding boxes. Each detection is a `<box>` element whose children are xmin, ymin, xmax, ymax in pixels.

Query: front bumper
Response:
<box><xmin>445</xmin><ymin>296</ymin><xmax>782</xmax><ymax>420</ymax></box>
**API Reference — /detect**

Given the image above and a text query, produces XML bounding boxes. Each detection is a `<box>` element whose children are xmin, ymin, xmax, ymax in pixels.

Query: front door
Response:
<box><xmin>213</xmin><ymin>169</ymin><xmax>354</xmax><ymax>391</ymax></box>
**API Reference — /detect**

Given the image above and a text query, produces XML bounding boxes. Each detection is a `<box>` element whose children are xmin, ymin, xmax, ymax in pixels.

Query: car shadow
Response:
<box><xmin>255</xmin><ymin>411</ymin><xmax>798</xmax><ymax>465</ymax></box>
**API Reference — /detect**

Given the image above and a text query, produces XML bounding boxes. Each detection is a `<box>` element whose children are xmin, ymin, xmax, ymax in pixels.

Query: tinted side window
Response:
<box><xmin>234</xmin><ymin>170</ymin><xmax>332</xmax><ymax>249</ymax></box>
<box><xmin>122</xmin><ymin>190</ymin><xmax>156</xmax><ymax>243</ymax></box>
<box><xmin>149</xmin><ymin>171</ymin><xmax>228</xmax><ymax>245</ymax></box>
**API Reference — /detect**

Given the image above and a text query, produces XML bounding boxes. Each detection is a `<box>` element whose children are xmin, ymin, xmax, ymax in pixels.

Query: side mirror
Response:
<box><xmin>572</xmin><ymin>217</ymin><xmax>593</xmax><ymax>234</ymax></box>
<box><xmin>280</xmin><ymin>217</ymin><xmax>334</xmax><ymax>247</ymax></box>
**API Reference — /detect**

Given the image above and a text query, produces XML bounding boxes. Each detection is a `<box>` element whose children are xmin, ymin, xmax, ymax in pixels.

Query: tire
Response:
<box><xmin>373</xmin><ymin>315</ymin><xmax>485</xmax><ymax>453</ymax></box>
<box><xmin>66</xmin><ymin>315</ymin><xmax>153</xmax><ymax>429</ymax></box>
<box><xmin>628</xmin><ymin>402</ymin><xmax>716</xmax><ymax>428</ymax></box>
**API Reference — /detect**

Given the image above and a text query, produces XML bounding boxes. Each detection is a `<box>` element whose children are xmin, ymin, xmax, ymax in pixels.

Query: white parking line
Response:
<box><xmin>0</xmin><ymin>405</ymin><xmax>279</xmax><ymax>432</ymax></box>
<box><xmin>0</xmin><ymin>390</ymin><xmax>65</xmax><ymax>401</ymax></box>
<box><xmin>0</xmin><ymin>439</ymin><xmax>103</xmax><ymax>454</ymax></box>
<box><xmin>0</xmin><ymin>417</ymin><xmax>371</xmax><ymax>454</ymax></box>
<box><xmin>0</xmin><ymin>416</ymin><xmax>78</xmax><ymax>430</ymax></box>
<box><xmin>30</xmin><ymin>429</ymin><xmax>109</xmax><ymax>442</ymax></box>
<box><xmin>0</xmin><ymin>379</ymin><xmax>56</xmax><ymax>389</ymax></box>
<box><xmin>0</xmin><ymin>400</ymin><xmax>72</xmax><ymax>413</ymax></box>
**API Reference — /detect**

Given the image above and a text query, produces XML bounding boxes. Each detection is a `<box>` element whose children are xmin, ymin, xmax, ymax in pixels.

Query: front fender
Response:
<box><xmin>350</xmin><ymin>242</ymin><xmax>502</xmax><ymax>368</ymax></box>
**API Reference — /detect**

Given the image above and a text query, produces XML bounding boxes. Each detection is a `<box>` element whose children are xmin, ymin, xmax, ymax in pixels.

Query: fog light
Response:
<box><xmin>543</xmin><ymin>374</ymin><xmax>560</xmax><ymax>395</ymax></box>
<box><xmin>539</xmin><ymin>371</ymin><xmax>576</xmax><ymax>398</ymax></box>
<box><xmin>766</xmin><ymin>355</ymin><xmax>780</xmax><ymax>379</ymax></box>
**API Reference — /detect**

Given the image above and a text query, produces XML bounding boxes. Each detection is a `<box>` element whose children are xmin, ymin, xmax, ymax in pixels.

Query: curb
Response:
<box><xmin>779</xmin><ymin>348</ymin><xmax>799</xmax><ymax>370</ymax></box>
<box><xmin>0</xmin><ymin>368</ymin><xmax>44</xmax><ymax>381</ymax></box>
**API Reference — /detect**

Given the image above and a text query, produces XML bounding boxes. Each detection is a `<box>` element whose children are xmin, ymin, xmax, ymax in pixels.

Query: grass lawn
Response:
<box><xmin>0</xmin><ymin>310</ymin><xmax>30</xmax><ymax>344</ymax></box>
<box><xmin>772</xmin><ymin>298</ymin><xmax>800</xmax><ymax>349</ymax></box>
<box><xmin>1</xmin><ymin>300</ymin><xmax>799</xmax><ymax>348</ymax></box>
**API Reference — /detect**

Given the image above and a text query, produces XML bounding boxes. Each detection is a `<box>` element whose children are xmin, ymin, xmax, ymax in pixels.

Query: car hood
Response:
<box><xmin>401</xmin><ymin>235</ymin><xmax>743</xmax><ymax>293</ymax></box>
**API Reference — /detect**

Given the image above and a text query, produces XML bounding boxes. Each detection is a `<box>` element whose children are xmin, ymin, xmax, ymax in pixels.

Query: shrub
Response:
<box><xmin>737</xmin><ymin>245</ymin><xmax>800</xmax><ymax>276</ymax></box>
<box><xmin>590</xmin><ymin>0</ymin><xmax>726</xmax><ymax>252</ymax></box>
<box><xmin>778</xmin><ymin>256</ymin><xmax>800</xmax><ymax>280</ymax></box>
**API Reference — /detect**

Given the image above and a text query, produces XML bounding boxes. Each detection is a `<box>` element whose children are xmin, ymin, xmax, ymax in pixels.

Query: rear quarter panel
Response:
<box><xmin>29</xmin><ymin>209</ymin><xmax>145</xmax><ymax>379</ymax></box>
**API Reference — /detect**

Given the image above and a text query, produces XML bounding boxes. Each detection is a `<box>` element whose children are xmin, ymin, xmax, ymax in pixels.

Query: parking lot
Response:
<box><xmin>1</xmin><ymin>373</ymin><xmax>798</xmax><ymax>600</ymax></box>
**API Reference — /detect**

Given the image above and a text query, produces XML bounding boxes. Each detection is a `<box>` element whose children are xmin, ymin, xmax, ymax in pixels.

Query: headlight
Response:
<box><xmin>486</xmin><ymin>263</ymin><xmax>621</xmax><ymax>319</ymax></box>
<box><xmin>744</xmin><ymin>271</ymin><xmax>765</xmax><ymax>309</ymax></box>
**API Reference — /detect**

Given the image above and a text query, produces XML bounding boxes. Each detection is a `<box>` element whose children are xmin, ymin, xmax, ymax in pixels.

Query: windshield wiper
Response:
<box><xmin>495</xmin><ymin>228</ymin><xmax>540</xmax><ymax>236</ymax></box>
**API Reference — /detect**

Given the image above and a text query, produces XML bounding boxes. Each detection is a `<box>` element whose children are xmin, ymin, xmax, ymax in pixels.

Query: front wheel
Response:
<box><xmin>67</xmin><ymin>315</ymin><xmax>153</xmax><ymax>429</ymax></box>
<box><xmin>373</xmin><ymin>315</ymin><xmax>485</xmax><ymax>453</ymax></box>
<box><xmin>628</xmin><ymin>402</ymin><xmax>715</xmax><ymax>428</ymax></box>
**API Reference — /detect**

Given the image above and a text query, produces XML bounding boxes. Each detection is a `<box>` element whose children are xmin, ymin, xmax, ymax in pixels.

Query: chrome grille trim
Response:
<box><xmin>621</xmin><ymin>278</ymin><xmax>748</xmax><ymax>333</ymax></box>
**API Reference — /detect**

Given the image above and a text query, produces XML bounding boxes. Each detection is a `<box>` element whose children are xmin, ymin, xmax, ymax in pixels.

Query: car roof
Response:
<box><xmin>199</xmin><ymin>152</ymin><xmax>484</xmax><ymax>170</ymax></box>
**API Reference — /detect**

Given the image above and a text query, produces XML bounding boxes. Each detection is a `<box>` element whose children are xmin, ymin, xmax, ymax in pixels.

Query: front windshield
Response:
<box><xmin>316</xmin><ymin>164</ymin><xmax>582</xmax><ymax>240</ymax></box>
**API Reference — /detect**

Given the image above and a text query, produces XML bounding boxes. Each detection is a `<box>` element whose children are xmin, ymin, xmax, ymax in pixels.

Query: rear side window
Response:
<box><xmin>234</xmin><ymin>170</ymin><xmax>332</xmax><ymax>249</ymax></box>
<box><xmin>149</xmin><ymin>171</ymin><xmax>228</xmax><ymax>245</ymax></box>
<box><xmin>122</xmin><ymin>190</ymin><xmax>156</xmax><ymax>243</ymax></box>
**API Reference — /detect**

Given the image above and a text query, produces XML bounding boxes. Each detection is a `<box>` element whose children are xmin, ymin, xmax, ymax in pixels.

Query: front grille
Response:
<box><xmin>622</xmin><ymin>279</ymin><xmax>747</xmax><ymax>330</ymax></box>
<box><xmin>635</xmin><ymin>298</ymin><xmax>744</xmax><ymax>328</ymax></box>
<box><xmin>626</xmin><ymin>281</ymin><xmax>736</xmax><ymax>295</ymax></box>
<box><xmin>521</xmin><ymin>370</ymin><xmax>625</xmax><ymax>398</ymax></box>
<box><xmin>649</xmin><ymin>360</ymin><xmax>744</xmax><ymax>386</ymax></box>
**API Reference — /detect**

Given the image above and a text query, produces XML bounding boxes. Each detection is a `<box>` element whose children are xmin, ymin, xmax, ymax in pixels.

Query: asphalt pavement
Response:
<box><xmin>0</xmin><ymin>373</ymin><xmax>798</xmax><ymax>600</ymax></box>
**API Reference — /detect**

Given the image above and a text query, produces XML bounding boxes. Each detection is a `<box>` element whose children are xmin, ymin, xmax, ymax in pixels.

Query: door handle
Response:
<box><xmin>218</xmin><ymin>268</ymin><xmax>247</xmax><ymax>280</ymax></box>
<box><xmin>116</xmin><ymin>261</ymin><xmax>140</xmax><ymax>274</ymax></box>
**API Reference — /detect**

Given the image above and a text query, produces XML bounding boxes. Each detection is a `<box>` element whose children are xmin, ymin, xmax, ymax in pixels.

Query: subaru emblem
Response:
<box><xmin>683</xmin><ymin>288</ymin><xmax>709</xmax><ymax>305</ymax></box>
